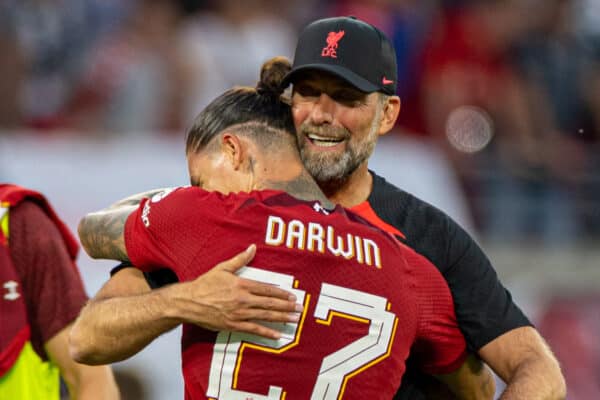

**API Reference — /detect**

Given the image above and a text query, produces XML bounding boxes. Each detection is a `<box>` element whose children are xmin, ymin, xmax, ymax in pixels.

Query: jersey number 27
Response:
<box><xmin>206</xmin><ymin>267</ymin><xmax>398</xmax><ymax>399</ymax></box>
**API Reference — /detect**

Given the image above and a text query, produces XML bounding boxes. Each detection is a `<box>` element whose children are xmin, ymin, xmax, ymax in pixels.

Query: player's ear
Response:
<box><xmin>221</xmin><ymin>132</ymin><xmax>244</xmax><ymax>170</ymax></box>
<box><xmin>378</xmin><ymin>95</ymin><xmax>401</xmax><ymax>137</ymax></box>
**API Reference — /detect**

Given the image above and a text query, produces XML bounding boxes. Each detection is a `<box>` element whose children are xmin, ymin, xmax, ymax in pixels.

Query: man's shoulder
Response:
<box><xmin>369</xmin><ymin>171</ymin><xmax>453</xmax><ymax>229</ymax></box>
<box><xmin>369</xmin><ymin>171</ymin><xmax>477</xmax><ymax>273</ymax></box>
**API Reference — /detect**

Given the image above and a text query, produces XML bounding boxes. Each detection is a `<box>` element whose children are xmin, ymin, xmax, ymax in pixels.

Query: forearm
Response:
<box><xmin>46</xmin><ymin>326</ymin><xmax>120</xmax><ymax>399</ymax></box>
<box><xmin>68</xmin><ymin>365</ymin><xmax>120</xmax><ymax>400</ymax></box>
<box><xmin>480</xmin><ymin>327</ymin><xmax>566</xmax><ymax>400</ymax></box>
<box><xmin>497</xmin><ymin>353</ymin><xmax>566</xmax><ymax>400</ymax></box>
<box><xmin>70</xmin><ymin>286</ymin><xmax>181</xmax><ymax>365</ymax></box>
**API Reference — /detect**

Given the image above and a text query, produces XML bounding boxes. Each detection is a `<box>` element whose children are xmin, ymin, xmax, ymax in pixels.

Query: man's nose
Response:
<box><xmin>309</xmin><ymin>93</ymin><xmax>335</xmax><ymax>125</ymax></box>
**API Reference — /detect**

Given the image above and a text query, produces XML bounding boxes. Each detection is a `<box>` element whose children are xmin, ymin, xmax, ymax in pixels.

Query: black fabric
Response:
<box><xmin>111</xmin><ymin>263</ymin><xmax>178</xmax><ymax>289</ymax></box>
<box><xmin>110</xmin><ymin>262</ymin><xmax>133</xmax><ymax>276</ymax></box>
<box><xmin>144</xmin><ymin>268</ymin><xmax>178</xmax><ymax>289</ymax></box>
<box><xmin>366</xmin><ymin>171</ymin><xmax>532</xmax><ymax>399</ymax></box>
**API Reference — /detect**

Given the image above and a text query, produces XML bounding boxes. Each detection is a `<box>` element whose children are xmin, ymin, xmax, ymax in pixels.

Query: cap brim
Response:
<box><xmin>282</xmin><ymin>64</ymin><xmax>380</xmax><ymax>93</ymax></box>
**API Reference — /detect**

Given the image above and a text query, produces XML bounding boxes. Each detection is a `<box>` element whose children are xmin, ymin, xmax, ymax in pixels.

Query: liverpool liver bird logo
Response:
<box><xmin>321</xmin><ymin>30</ymin><xmax>345</xmax><ymax>58</ymax></box>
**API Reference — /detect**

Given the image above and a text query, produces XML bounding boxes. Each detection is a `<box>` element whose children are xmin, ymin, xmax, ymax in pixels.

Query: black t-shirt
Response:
<box><xmin>365</xmin><ymin>172</ymin><xmax>531</xmax><ymax>399</ymax></box>
<box><xmin>137</xmin><ymin>171</ymin><xmax>532</xmax><ymax>399</ymax></box>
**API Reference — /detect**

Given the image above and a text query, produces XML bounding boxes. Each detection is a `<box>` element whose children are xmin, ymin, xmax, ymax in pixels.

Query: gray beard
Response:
<box><xmin>300</xmin><ymin>145</ymin><xmax>362</xmax><ymax>185</ymax></box>
<box><xmin>297</xmin><ymin>99</ymin><xmax>383</xmax><ymax>188</ymax></box>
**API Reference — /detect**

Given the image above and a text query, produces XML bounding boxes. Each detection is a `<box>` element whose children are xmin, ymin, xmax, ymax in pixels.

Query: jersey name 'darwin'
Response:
<box><xmin>264</xmin><ymin>215</ymin><xmax>382</xmax><ymax>268</ymax></box>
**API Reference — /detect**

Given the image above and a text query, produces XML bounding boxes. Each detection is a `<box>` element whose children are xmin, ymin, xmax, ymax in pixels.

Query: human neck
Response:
<box><xmin>254</xmin><ymin>157</ymin><xmax>335</xmax><ymax>209</ymax></box>
<box><xmin>318</xmin><ymin>163</ymin><xmax>372</xmax><ymax>208</ymax></box>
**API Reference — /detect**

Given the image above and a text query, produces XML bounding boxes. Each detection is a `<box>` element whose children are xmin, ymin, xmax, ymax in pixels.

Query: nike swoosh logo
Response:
<box><xmin>382</xmin><ymin>77</ymin><xmax>394</xmax><ymax>85</ymax></box>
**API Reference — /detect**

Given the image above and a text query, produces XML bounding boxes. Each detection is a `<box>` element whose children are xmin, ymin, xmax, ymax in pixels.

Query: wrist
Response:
<box><xmin>159</xmin><ymin>282</ymin><xmax>191</xmax><ymax>324</ymax></box>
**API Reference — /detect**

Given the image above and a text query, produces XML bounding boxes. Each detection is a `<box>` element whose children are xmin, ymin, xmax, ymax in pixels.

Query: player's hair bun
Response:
<box><xmin>256</xmin><ymin>57</ymin><xmax>291</xmax><ymax>97</ymax></box>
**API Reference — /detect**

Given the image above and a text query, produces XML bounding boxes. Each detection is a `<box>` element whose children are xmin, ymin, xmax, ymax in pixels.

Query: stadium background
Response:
<box><xmin>1</xmin><ymin>0</ymin><xmax>598</xmax><ymax>398</ymax></box>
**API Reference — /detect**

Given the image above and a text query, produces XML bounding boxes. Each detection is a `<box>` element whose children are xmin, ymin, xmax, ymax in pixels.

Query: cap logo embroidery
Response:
<box><xmin>382</xmin><ymin>77</ymin><xmax>394</xmax><ymax>85</ymax></box>
<box><xmin>321</xmin><ymin>30</ymin><xmax>345</xmax><ymax>58</ymax></box>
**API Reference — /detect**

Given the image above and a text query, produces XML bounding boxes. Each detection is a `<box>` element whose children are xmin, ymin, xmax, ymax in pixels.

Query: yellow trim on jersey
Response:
<box><xmin>315</xmin><ymin>310</ymin><xmax>370</xmax><ymax>326</ymax></box>
<box><xmin>232</xmin><ymin>294</ymin><xmax>311</xmax><ymax>390</ymax></box>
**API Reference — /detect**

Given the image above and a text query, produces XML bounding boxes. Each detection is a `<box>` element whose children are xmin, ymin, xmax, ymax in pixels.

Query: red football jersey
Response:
<box><xmin>125</xmin><ymin>187</ymin><xmax>467</xmax><ymax>400</ymax></box>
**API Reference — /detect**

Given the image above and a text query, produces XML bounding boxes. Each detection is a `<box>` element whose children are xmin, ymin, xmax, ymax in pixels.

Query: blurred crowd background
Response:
<box><xmin>1</xmin><ymin>0</ymin><xmax>599</xmax><ymax>398</ymax></box>
<box><xmin>1</xmin><ymin>0</ymin><xmax>599</xmax><ymax>243</ymax></box>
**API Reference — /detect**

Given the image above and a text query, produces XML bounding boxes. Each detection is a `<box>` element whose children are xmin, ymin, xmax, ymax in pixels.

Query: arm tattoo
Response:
<box><xmin>79</xmin><ymin>188</ymin><xmax>173</xmax><ymax>260</ymax></box>
<box><xmin>78</xmin><ymin>206</ymin><xmax>136</xmax><ymax>261</ymax></box>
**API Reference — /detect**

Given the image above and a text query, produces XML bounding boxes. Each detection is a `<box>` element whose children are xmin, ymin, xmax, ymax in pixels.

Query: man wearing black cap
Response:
<box><xmin>70</xmin><ymin>15</ymin><xmax>565</xmax><ymax>400</ymax></box>
<box><xmin>280</xmin><ymin>16</ymin><xmax>565</xmax><ymax>400</ymax></box>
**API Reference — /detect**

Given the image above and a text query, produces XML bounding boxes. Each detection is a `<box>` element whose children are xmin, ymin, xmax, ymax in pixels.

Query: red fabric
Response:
<box><xmin>351</xmin><ymin>202</ymin><xmax>468</xmax><ymax>374</ymax></box>
<box><xmin>0</xmin><ymin>327</ymin><xmax>29</xmax><ymax>376</ymax></box>
<box><xmin>0</xmin><ymin>184</ymin><xmax>79</xmax><ymax>259</ymax></box>
<box><xmin>0</xmin><ymin>188</ymin><xmax>31</xmax><ymax>375</ymax></box>
<box><xmin>125</xmin><ymin>187</ymin><xmax>467</xmax><ymax>399</ymax></box>
<box><xmin>351</xmin><ymin>201</ymin><xmax>406</xmax><ymax>239</ymax></box>
<box><xmin>0</xmin><ymin>185</ymin><xmax>87</xmax><ymax>361</ymax></box>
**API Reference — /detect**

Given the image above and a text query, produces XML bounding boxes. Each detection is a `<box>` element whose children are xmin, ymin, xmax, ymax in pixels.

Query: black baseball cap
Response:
<box><xmin>282</xmin><ymin>16</ymin><xmax>398</xmax><ymax>95</ymax></box>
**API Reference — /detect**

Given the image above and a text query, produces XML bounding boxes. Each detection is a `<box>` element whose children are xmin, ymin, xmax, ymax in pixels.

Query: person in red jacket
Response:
<box><xmin>0</xmin><ymin>184</ymin><xmax>119</xmax><ymax>399</ymax></box>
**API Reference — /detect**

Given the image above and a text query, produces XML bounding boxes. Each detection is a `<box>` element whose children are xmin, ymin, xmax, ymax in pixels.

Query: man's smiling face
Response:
<box><xmin>291</xmin><ymin>71</ymin><xmax>384</xmax><ymax>185</ymax></box>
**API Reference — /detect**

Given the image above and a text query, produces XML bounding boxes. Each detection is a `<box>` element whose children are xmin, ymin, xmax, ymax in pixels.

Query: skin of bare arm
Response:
<box><xmin>46</xmin><ymin>325</ymin><xmax>120</xmax><ymax>399</ymax></box>
<box><xmin>77</xmin><ymin>188</ymin><xmax>170</xmax><ymax>261</ymax></box>
<box><xmin>433</xmin><ymin>354</ymin><xmax>496</xmax><ymax>400</ymax></box>
<box><xmin>479</xmin><ymin>326</ymin><xmax>566</xmax><ymax>400</ymax></box>
<box><xmin>70</xmin><ymin>245</ymin><xmax>303</xmax><ymax>365</ymax></box>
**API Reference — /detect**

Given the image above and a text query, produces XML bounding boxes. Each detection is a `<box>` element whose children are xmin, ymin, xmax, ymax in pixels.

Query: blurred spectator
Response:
<box><xmin>576</xmin><ymin>0</ymin><xmax>600</xmax><ymax>40</ymax></box>
<box><xmin>413</xmin><ymin>0</ymin><xmax>584</xmax><ymax>244</ymax></box>
<box><xmin>176</xmin><ymin>0</ymin><xmax>296</xmax><ymax>123</ymax></box>
<box><xmin>329</xmin><ymin>0</ymin><xmax>440</xmax><ymax>113</ymax></box>
<box><xmin>0</xmin><ymin>22</ymin><xmax>25</xmax><ymax>128</ymax></box>
<box><xmin>329</xmin><ymin>0</ymin><xmax>398</xmax><ymax>35</ymax></box>
<box><xmin>1</xmin><ymin>0</ymin><xmax>598</xmax><ymax>241</ymax></box>
<box><xmin>64</xmin><ymin>0</ymin><xmax>186</xmax><ymax>133</ymax></box>
<box><xmin>511</xmin><ymin>0</ymin><xmax>599</xmax><ymax>239</ymax></box>
<box><xmin>0</xmin><ymin>0</ymin><xmax>132</xmax><ymax>131</ymax></box>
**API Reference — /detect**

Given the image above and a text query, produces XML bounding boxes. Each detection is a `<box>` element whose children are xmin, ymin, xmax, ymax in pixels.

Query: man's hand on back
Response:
<box><xmin>165</xmin><ymin>244</ymin><xmax>303</xmax><ymax>339</ymax></box>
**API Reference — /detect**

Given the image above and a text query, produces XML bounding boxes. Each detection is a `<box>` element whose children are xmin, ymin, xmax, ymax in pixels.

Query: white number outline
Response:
<box><xmin>206</xmin><ymin>267</ymin><xmax>397</xmax><ymax>399</ymax></box>
<box><xmin>312</xmin><ymin>283</ymin><xmax>398</xmax><ymax>399</ymax></box>
<box><xmin>206</xmin><ymin>267</ymin><xmax>307</xmax><ymax>400</ymax></box>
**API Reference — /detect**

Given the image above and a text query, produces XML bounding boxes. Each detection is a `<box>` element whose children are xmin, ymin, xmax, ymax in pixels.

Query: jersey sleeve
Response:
<box><xmin>444</xmin><ymin>221</ymin><xmax>531</xmax><ymax>350</ymax></box>
<box><xmin>125</xmin><ymin>187</ymin><xmax>209</xmax><ymax>274</ymax></box>
<box><xmin>9</xmin><ymin>201</ymin><xmax>88</xmax><ymax>361</ymax></box>
<box><xmin>409</xmin><ymin>251</ymin><xmax>468</xmax><ymax>375</ymax></box>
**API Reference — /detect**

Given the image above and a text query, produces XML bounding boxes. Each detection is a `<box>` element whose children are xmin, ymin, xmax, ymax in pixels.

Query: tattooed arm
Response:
<box><xmin>78</xmin><ymin>188</ymin><xmax>169</xmax><ymax>260</ymax></box>
<box><xmin>73</xmin><ymin>188</ymin><xmax>304</xmax><ymax>364</ymax></box>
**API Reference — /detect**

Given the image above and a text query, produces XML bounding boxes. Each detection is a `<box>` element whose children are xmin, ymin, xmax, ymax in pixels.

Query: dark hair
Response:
<box><xmin>185</xmin><ymin>57</ymin><xmax>294</xmax><ymax>154</ymax></box>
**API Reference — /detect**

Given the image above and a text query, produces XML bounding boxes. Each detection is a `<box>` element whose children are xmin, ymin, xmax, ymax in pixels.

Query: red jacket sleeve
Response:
<box><xmin>9</xmin><ymin>201</ymin><xmax>88</xmax><ymax>361</ymax></box>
